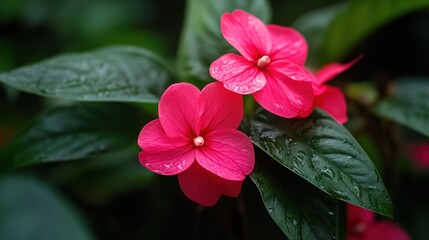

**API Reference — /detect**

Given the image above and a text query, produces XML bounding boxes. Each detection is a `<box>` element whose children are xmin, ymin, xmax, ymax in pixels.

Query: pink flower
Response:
<box><xmin>209</xmin><ymin>9</ymin><xmax>314</xmax><ymax>118</ymax></box>
<box><xmin>305</xmin><ymin>58</ymin><xmax>360</xmax><ymax>124</ymax></box>
<box><xmin>347</xmin><ymin>204</ymin><xmax>376</xmax><ymax>240</ymax></box>
<box><xmin>361</xmin><ymin>222</ymin><xmax>410</xmax><ymax>240</ymax></box>
<box><xmin>408</xmin><ymin>142</ymin><xmax>429</xmax><ymax>169</ymax></box>
<box><xmin>137</xmin><ymin>82</ymin><xmax>255</xmax><ymax>206</ymax></box>
<box><xmin>347</xmin><ymin>204</ymin><xmax>410</xmax><ymax>240</ymax></box>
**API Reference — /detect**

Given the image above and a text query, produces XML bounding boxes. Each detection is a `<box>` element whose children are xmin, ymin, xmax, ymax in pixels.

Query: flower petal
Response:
<box><xmin>159</xmin><ymin>83</ymin><xmax>203</xmax><ymax>139</ymax></box>
<box><xmin>178</xmin><ymin>162</ymin><xmax>244</xmax><ymax>206</ymax></box>
<box><xmin>347</xmin><ymin>204</ymin><xmax>375</xmax><ymax>234</ymax></box>
<box><xmin>200</xmin><ymin>82</ymin><xmax>244</xmax><ymax>133</ymax></box>
<box><xmin>408</xmin><ymin>142</ymin><xmax>429</xmax><ymax>169</ymax></box>
<box><xmin>253</xmin><ymin>61</ymin><xmax>314</xmax><ymax>118</ymax></box>
<box><xmin>196</xmin><ymin>129</ymin><xmax>255</xmax><ymax>181</ymax></box>
<box><xmin>210</xmin><ymin>53</ymin><xmax>266</xmax><ymax>94</ymax></box>
<box><xmin>221</xmin><ymin>9</ymin><xmax>271</xmax><ymax>60</ymax></box>
<box><xmin>362</xmin><ymin>221</ymin><xmax>410</xmax><ymax>240</ymax></box>
<box><xmin>315</xmin><ymin>86</ymin><xmax>348</xmax><ymax>124</ymax></box>
<box><xmin>138</xmin><ymin>119</ymin><xmax>195</xmax><ymax>175</ymax></box>
<box><xmin>315</xmin><ymin>56</ymin><xmax>362</xmax><ymax>85</ymax></box>
<box><xmin>138</xmin><ymin>119</ymin><xmax>189</xmax><ymax>150</ymax></box>
<box><xmin>267</xmin><ymin>25</ymin><xmax>308</xmax><ymax>65</ymax></box>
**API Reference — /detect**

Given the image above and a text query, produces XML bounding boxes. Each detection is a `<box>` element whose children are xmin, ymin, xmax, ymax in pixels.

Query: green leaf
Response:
<box><xmin>177</xmin><ymin>0</ymin><xmax>271</xmax><ymax>84</ymax></box>
<box><xmin>0</xmin><ymin>45</ymin><xmax>174</xmax><ymax>102</ymax></box>
<box><xmin>250</xmin><ymin>149</ymin><xmax>340</xmax><ymax>240</ymax></box>
<box><xmin>0</xmin><ymin>175</ymin><xmax>94</xmax><ymax>240</ymax></box>
<box><xmin>47</xmin><ymin>147</ymin><xmax>156</xmax><ymax>204</ymax></box>
<box><xmin>292</xmin><ymin>3</ymin><xmax>346</xmax><ymax>68</ymax></box>
<box><xmin>0</xmin><ymin>103</ymin><xmax>142</xmax><ymax>173</ymax></box>
<box><xmin>321</xmin><ymin>0</ymin><xmax>429</xmax><ymax>63</ymax></box>
<box><xmin>242</xmin><ymin>108</ymin><xmax>392</xmax><ymax>217</ymax></box>
<box><xmin>374</xmin><ymin>77</ymin><xmax>429</xmax><ymax>137</ymax></box>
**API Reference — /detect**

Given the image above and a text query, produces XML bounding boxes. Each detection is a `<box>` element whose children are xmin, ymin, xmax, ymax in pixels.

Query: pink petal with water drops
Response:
<box><xmin>199</xmin><ymin>82</ymin><xmax>244</xmax><ymax>134</ymax></box>
<box><xmin>159</xmin><ymin>83</ymin><xmax>204</xmax><ymax>139</ymax></box>
<box><xmin>220</xmin><ymin>9</ymin><xmax>271</xmax><ymax>61</ymax></box>
<box><xmin>315</xmin><ymin>86</ymin><xmax>348</xmax><ymax>124</ymax></box>
<box><xmin>138</xmin><ymin>120</ymin><xmax>195</xmax><ymax>175</ymax></box>
<box><xmin>253</xmin><ymin>61</ymin><xmax>314</xmax><ymax>118</ymax></box>
<box><xmin>138</xmin><ymin>120</ymin><xmax>190</xmax><ymax>151</ymax></box>
<box><xmin>178</xmin><ymin>162</ymin><xmax>244</xmax><ymax>206</ymax></box>
<box><xmin>210</xmin><ymin>53</ymin><xmax>266</xmax><ymax>94</ymax></box>
<box><xmin>196</xmin><ymin>129</ymin><xmax>255</xmax><ymax>181</ymax></box>
<box><xmin>267</xmin><ymin>25</ymin><xmax>308</xmax><ymax>65</ymax></box>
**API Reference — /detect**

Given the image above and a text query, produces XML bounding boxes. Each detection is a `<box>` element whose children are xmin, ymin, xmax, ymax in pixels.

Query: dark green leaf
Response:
<box><xmin>0</xmin><ymin>175</ymin><xmax>94</xmax><ymax>240</ymax></box>
<box><xmin>0</xmin><ymin>103</ymin><xmax>142</xmax><ymax>173</ymax></box>
<box><xmin>250</xmin><ymin>149</ymin><xmax>340</xmax><ymax>240</ymax></box>
<box><xmin>47</xmin><ymin>147</ymin><xmax>155</xmax><ymax>204</ymax></box>
<box><xmin>292</xmin><ymin>3</ymin><xmax>346</xmax><ymax>68</ymax></box>
<box><xmin>242</xmin><ymin>108</ymin><xmax>392</xmax><ymax>217</ymax></box>
<box><xmin>321</xmin><ymin>0</ymin><xmax>429</xmax><ymax>63</ymax></box>
<box><xmin>177</xmin><ymin>0</ymin><xmax>271</xmax><ymax>84</ymax></box>
<box><xmin>0</xmin><ymin>45</ymin><xmax>174</xmax><ymax>102</ymax></box>
<box><xmin>374</xmin><ymin>77</ymin><xmax>429</xmax><ymax>137</ymax></box>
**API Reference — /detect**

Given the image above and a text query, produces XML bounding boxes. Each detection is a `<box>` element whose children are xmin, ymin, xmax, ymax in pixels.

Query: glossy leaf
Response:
<box><xmin>321</xmin><ymin>0</ymin><xmax>429</xmax><ymax>63</ymax></box>
<box><xmin>0</xmin><ymin>175</ymin><xmax>94</xmax><ymax>240</ymax></box>
<box><xmin>292</xmin><ymin>3</ymin><xmax>346</xmax><ymax>68</ymax></box>
<box><xmin>250</xmin><ymin>149</ymin><xmax>340</xmax><ymax>240</ymax></box>
<box><xmin>47</xmin><ymin>148</ymin><xmax>156</xmax><ymax>204</ymax></box>
<box><xmin>0</xmin><ymin>45</ymin><xmax>174</xmax><ymax>102</ymax></box>
<box><xmin>177</xmin><ymin>0</ymin><xmax>271</xmax><ymax>84</ymax></box>
<box><xmin>0</xmin><ymin>103</ymin><xmax>142</xmax><ymax>173</ymax></box>
<box><xmin>243</xmin><ymin>108</ymin><xmax>392</xmax><ymax>217</ymax></box>
<box><xmin>374</xmin><ymin>77</ymin><xmax>429</xmax><ymax>137</ymax></box>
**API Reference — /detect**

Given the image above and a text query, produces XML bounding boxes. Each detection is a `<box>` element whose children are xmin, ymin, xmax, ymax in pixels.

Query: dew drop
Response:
<box><xmin>332</xmin><ymin>189</ymin><xmax>349</xmax><ymax>199</ymax></box>
<box><xmin>354</xmin><ymin>186</ymin><xmax>362</xmax><ymax>198</ymax></box>
<box><xmin>321</xmin><ymin>166</ymin><xmax>334</xmax><ymax>179</ymax></box>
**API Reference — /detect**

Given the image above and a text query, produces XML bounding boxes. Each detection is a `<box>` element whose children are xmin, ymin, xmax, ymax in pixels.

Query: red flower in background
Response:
<box><xmin>137</xmin><ymin>82</ymin><xmax>254</xmax><ymax>206</ymax></box>
<box><xmin>347</xmin><ymin>204</ymin><xmax>410</xmax><ymax>240</ymax></box>
<box><xmin>210</xmin><ymin>10</ymin><xmax>314</xmax><ymax>118</ymax></box>
<box><xmin>408</xmin><ymin>142</ymin><xmax>429</xmax><ymax>169</ymax></box>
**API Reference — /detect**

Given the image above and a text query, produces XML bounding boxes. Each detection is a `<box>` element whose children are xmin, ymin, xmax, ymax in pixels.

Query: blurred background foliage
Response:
<box><xmin>1</xmin><ymin>0</ymin><xmax>429</xmax><ymax>239</ymax></box>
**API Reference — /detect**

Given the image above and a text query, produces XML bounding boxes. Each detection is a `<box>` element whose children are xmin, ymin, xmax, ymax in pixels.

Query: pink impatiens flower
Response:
<box><xmin>347</xmin><ymin>204</ymin><xmax>410</xmax><ymax>240</ymax></box>
<box><xmin>305</xmin><ymin>58</ymin><xmax>360</xmax><ymax>124</ymax></box>
<box><xmin>210</xmin><ymin>9</ymin><xmax>314</xmax><ymax>118</ymax></box>
<box><xmin>137</xmin><ymin>82</ymin><xmax>255</xmax><ymax>206</ymax></box>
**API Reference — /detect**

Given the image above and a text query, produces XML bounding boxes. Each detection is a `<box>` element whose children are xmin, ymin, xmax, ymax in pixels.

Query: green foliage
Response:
<box><xmin>0</xmin><ymin>103</ymin><xmax>142</xmax><ymax>173</ymax></box>
<box><xmin>0</xmin><ymin>46</ymin><xmax>174</xmax><ymax>102</ymax></box>
<box><xmin>320</xmin><ymin>0</ymin><xmax>429</xmax><ymax>63</ymax></box>
<box><xmin>292</xmin><ymin>3</ymin><xmax>346</xmax><ymax>68</ymax></box>
<box><xmin>251</xmin><ymin>153</ymin><xmax>340</xmax><ymax>240</ymax></box>
<box><xmin>243</xmin><ymin>109</ymin><xmax>392</xmax><ymax>217</ymax></box>
<box><xmin>0</xmin><ymin>175</ymin><xmax>94</xmax><ymax>240</ymax></box>
<box><xmin>374</xmin><ymin>77</ymin><xmax>429</xmax><ymax>137</ymax></box>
